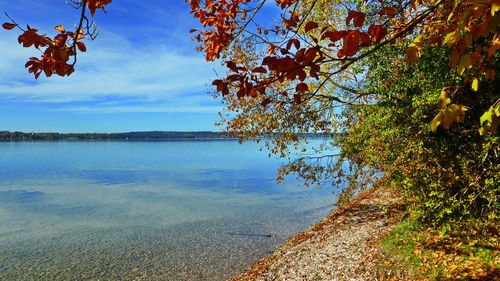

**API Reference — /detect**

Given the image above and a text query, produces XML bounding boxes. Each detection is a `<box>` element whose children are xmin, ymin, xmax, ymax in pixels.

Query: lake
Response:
<box><xmin>0</xmin><ymin>140</ymin><xmax>337</xmax><ymax>280</ymax></box>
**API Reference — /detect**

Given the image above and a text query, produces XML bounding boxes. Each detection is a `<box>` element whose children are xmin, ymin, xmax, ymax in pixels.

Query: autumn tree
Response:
<box><xmin>184</xmin><ymin>0</ymin><xmax>499</xmax><ymax>217</ymax></box>
<box><xmin>2</xmin><ymin>0</ymin><xmax>109</xmax><ymax>78</ymax></box>
<box><xmin>3</xmin><ymin>0</ymin><xmax>499</xmax><ymax>222</ymax></box>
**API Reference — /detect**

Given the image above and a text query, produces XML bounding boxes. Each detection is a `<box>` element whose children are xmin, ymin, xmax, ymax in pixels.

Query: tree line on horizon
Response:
<box><xmin>0</xmin><ymin>130</ymin><xmax>327</xmax><ymax>141</ymax></box>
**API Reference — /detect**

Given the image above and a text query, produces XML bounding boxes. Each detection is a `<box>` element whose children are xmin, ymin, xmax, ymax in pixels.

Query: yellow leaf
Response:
<box><xmin>479</xmin><ymin>100</ymin><xmax>500</xmax><ymax>135</ymax></box>
<box><xmin>442</xmin><ymin>110</ymin><xmax>455</xmax><ymax>130</ymax></box>
<box><xmin>406</xmin><ymin>36</ymin><xmax>423</xmax><ymax>64</ymax></box>
<box><xmin>443</xmin><ymin>30</ymin><xmax>460</xmax><ymax>47</ymax></box>
<box><xmin>457</xmin><ymin>54</ymin><xmax>471</xmax><ymax>76</ymax></box>
<box><xmin>447</xmin><ymin>12</ymin><xmax>454</xmax><ymax>21</ymax></box>
<box><xmin>444</xmin><ymin>104</ymin><xmax>468</xmax><ymax>129</ymax></box>
<box><xmin>430</xmin><ymin>112</ymin><xmax>443</xmax><ymax>132</ymax></box>
<box><xmin>430</xmin><ymin>104</ymin><xmax>468</xmax><ymax>132</ymax></box>
<box><xmin>491</xmin><ymin>1</ymin><xmax>500</xmax><ymax>15</ymax></box>
<box><xmin>55</xmin><ymin>25</ymin><xmax>65</xmax><ymax>32</ymax></box>
<box><xmin>471</xmin><ymin>78</ymin><xmax>479</xmax><ymax>91</ymax></box>
<box><xmin>438</xmin><ymin>88</ymin><xmax>452</xmax><ymax>108</ymax></box>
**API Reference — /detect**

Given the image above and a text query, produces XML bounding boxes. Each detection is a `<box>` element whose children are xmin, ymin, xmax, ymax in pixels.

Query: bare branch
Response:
<box><xmin>71</xmin><ymin>0</ymin><xmax>88</xmax><ymax>67</ymax></box>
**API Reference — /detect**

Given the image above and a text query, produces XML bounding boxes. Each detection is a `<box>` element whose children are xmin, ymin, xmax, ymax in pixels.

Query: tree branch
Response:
<box><xmin>71</xmin><ymin>0</ymin><xmax>88</xmax><ymax>67</ymax></box>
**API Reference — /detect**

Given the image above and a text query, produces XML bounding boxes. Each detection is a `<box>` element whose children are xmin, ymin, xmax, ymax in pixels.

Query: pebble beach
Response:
<box><xmin>231</xmin><ymin>186</ymin><xmax>404</xmax><ymax>281</ymax></box>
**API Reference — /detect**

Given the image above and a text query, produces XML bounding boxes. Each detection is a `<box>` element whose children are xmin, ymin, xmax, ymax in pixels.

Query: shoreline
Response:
<box><xmin>230</xmin><ymin>186</ymin><xmax>404</xmax><ymax>280</ymax></box>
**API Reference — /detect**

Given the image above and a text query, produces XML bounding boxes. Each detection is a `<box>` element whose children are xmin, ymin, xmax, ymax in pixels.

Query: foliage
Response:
<box><xmin>184</xmin><ymin>0</ymin><xmax>499</xmax><ymax>136</ymax></box>
<box><xmin>336</xmin><ymin>45</ymin><xmax>499</xmax><ymax>223</ymax></box>
<box><xmin>380</xmin><ymin>219</ymin><xmax>500</xmax><ymax>280</ymax></box>
<box><xmin>2</xmin><ymin>0</ymin><xmax>109</xmax><ymax>78</ymax></box>
<box><xmin>3</xmin><ymin>2</ymin><xmax>499</xmax><ymax>279</ymax></box>
<box><xmin>3</xmin><ymin>0</ymin><xmax>499</xmax><ymax>224</ymax></box>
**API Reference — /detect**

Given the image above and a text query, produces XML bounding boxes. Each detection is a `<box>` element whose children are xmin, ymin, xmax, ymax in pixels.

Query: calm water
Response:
<box><xmin>0</xmin><ymin>140</ymin><xmax>336</xmax><ymax>280</ymax></box>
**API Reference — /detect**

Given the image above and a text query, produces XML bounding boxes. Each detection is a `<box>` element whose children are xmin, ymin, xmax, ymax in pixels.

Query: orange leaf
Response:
<box><xmin>337</xmin><ymin>49</ymin><xmax>346</xmax><ymax>58</ymax></box>
<box><xmin>346</xmin><ymin>11</ymin><xmax>365</xmax><ymax>27</ymax></box>
<box><xmin>303</xmin><ymin>48</ymin><xmax>317</xmax><ymax>63</ymax></box>
<box><xmin>304</xmin><ymin>21</ymin><xmax>319</xmax><ymax>33</ymax></box>
<box><xmin>368</xmin><ymin>25</ymin><xmax>388</xmax><ymax>44</ymax></box>
<box><xmin>261</xmin><ymin>98</ymin><xmax>272</xmax><ymax>107</ymax></box>
<box><xmin>342</xmin><ymin>30</ymin><xmax>360</xmax><ymax>57</ymax></box>
<box><xmin>262</xmin><ymin>56</ymin><xmax>277</xmax><ymax>68</ymax></box>
<box><xmin>293</xmin><ymin>93</ymin><xmax>302</xmax><ymax>104</ymax></box>
<box><xmin>226</xmin><ymin>61</ymin><xmax>239</xmax><ymax>72</ymax></box>
<box><xmin>237</xmin><ymin>88</ymin><xmax>246</xmax><ymax>98</ymax></box>
<box><xmin>298</xmin><ymin>69</ymin><xmax>307</xmax><ymax>81</ymax></box>
<box><xmin>267</xmin><ymin>45</ymin><xmax>277</xmax><ymax>55</ymax></box>
<box><xmin>252</xmin><ymin>66</ymin><xmax>267</xmax><ymax>73</ymax></box>
<box><xmin>87</xmin><ymin>0</ymin><xmax>112</xmax><ymax>17</ymax></box>
<box><xmin>296</xmin><ymin>83</ymin><xmax>309</xmax><ymax>93</ymax></box>
<box><xmin>283</xmin><ymin>13</ymin><xmax>299</xmax><ymax>29</ymax></box>
<box><xmin>53</xmin><ymin>33</ymin><xmax>68</xmax><ymax>47</ymax></box>
<box><xmin>449</xmin><ymin>49</ymin><xmax>461</xmax><ymax>68</ymax></box>
<box><xmin>2</xmin><ymin>22</ymin><xmax>17</xmax><ymax>30</ymax></box>
<box><xmin>359</xmin><ymin>32</ymin><xmax>371</xmax><ymax>47</ymax></box>
<box><xmin>486</xmin><ymin>69</ymin><xmax>495</xmax><ymax>80</ymax></box>
<box><xmin>276</xmin><ymin>0</ymin><xmax>294</xmax><ymax>9</ymax></box>
<box><xmin>379</xmin><ymin>7</ymin><xmax>397</xmax><ymax>17</ymax></box>
<box><xmin>76</xmin><ymin>42</ymin><xmax>87</xmax><ymax>52</ymax></box>
<box><xmin>249</xmin><ymin>89</ymin><xmax>258</xmax><ymax>98</ymax></box>
<box><xmin>323</xmin><ymin>30</ymin><xmax>347</xmax><ymax>42</ymax></box>
<box><xmin>286</xmin><ymin>38</ymin><xmax>300</xmax><ymax>50</ymax></box>
<box><xmin>212</xmin><ymin>79</ymin><xmax>223</xmax><ymax>87</ymax></box>
<box><xmin>18</xmin><ymin>28</ymin><xmax>48</xmax><ymax>48</ymax></box>
<box><xmin>226</xmin><ymin>74</ymin><xmax>241</xmax><ymax>82</ymax></box>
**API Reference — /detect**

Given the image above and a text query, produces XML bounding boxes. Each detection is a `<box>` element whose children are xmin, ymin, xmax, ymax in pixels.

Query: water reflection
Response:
<box><xmin>0</xmin><ymin>140</ymin><xmax>336</xmax><ymax>280</ymax></box>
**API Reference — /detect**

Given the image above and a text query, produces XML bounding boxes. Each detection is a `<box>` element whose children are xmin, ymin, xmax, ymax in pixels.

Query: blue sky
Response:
<box><xmin>0</xmin><ymin>0</ymin><xmax>276</xmax><ymax>133</ymax></box>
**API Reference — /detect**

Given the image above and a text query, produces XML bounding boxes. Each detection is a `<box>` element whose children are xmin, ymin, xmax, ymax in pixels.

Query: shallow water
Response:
<box><xmin>0</xmin><ymin>140</ymin><xmax>336</xmax><ymax>280</ymax></box>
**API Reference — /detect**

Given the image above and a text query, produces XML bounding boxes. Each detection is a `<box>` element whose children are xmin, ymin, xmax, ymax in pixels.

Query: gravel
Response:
<box><xmin>230</xmin><ymin>187</ymin><xmax>404</xmax><ymax>281</ymax></box>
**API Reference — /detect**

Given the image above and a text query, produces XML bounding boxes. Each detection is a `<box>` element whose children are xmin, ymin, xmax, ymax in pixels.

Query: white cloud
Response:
<box><xmin>52</xmin><ymin>105</ymin><xmax>223</xmax><ymax>114</ymax></box>
<box><xmin>0</xmin><ymin>31</ymin><xmax>221</xmax><ymax>112</ymax></box>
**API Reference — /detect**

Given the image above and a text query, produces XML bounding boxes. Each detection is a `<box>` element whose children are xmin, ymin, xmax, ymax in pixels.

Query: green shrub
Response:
<box><xmin>336</xmin><ymin>45</ymin><xmax>499</xmax><ymax>224</ymax></box>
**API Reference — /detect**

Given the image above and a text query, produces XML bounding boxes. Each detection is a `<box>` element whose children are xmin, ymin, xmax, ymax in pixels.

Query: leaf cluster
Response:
<box><xmin>339</xmin><ymin>45</ymin><xmax>499</xmax><ymax>223</ymax></box>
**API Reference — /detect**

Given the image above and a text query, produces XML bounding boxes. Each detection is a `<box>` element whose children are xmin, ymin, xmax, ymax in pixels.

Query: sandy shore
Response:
<box><xmin>230</xmin><ymin>186</ymin><xmax>404</xmax><ymax>281</ymax></box>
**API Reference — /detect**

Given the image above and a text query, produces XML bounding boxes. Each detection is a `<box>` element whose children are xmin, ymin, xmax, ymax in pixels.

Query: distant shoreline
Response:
<box><xmin>0</xmin><ymin>131</ymin><xmax>330</xmax><ymax>141</ymax></box>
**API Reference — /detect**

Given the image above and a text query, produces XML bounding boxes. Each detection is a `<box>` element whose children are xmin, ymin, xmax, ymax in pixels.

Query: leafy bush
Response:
<box><xmin>336</xmin><ymin>45</ymin><xmax>499</xmax><ymax>224</ymax></box>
